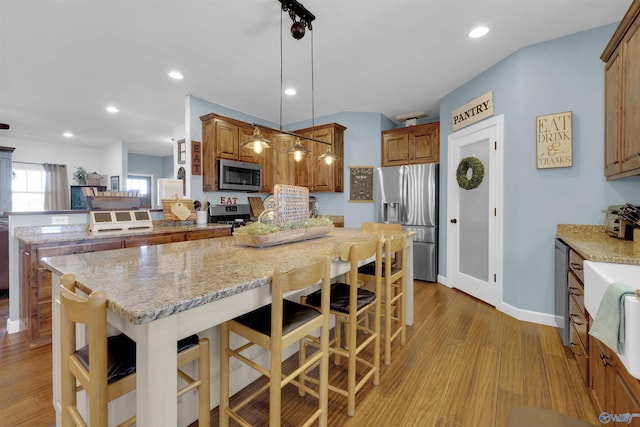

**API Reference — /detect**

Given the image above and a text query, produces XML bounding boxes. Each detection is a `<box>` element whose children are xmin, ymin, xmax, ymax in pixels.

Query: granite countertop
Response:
<box><xmin>14</xmin><ymin>221</ymin><xmax>231</xmax><ymax>245</ymax></box>
<box><xmin>41</xmin><ymin>228</ymin><xmax>382</xmax><ymax>325</ymax></box>
<box><xmin>556</xmin><ymin>224</ymin><xmax>640</xmax><ymax>265</ymax></box>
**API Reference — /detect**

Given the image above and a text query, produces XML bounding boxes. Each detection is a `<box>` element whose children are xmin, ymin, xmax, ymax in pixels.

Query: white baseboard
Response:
<box><xmin>6</xmin><ymin>318</ymin><xmax>22</xmax><ymax>334</ymax></box>
<box><xmin>435</xmin><ymin>274</ymin><xmax>557</xmax><ymax>327</ymax></box>
<box><xmin>497</xmin><ymin>302</ymin><xmax>558</xmax><ymax>327</ymax></box>
<box><xmin>437</xmin><ymin>274</ymin><xmax>451</xmax><ymax>287</ymax></box>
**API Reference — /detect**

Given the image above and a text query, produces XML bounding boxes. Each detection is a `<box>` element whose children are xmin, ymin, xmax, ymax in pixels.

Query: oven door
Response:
<box><xmin>218</xmin><ymin>159</ymin><xmax>262</xmax><ymax>192</ymax></box>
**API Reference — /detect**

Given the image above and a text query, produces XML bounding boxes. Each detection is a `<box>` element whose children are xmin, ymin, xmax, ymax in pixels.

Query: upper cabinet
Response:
<box><xmin>200</xmin><ymin>113</ymin><xmax>345</xmax><ymax>193</ymax></box>
<box><xmin>602</xmin><ymin>0</ymin><xmax>640</xmax><ymax>180</ymax></box>
<box><xmin>296</xmin><ymin>123</ymin><xmax>346</xmax><ymax>192</ymax></box>
<box><xmin>381</xmin><ymin>122</ymin><xmax>439</xmax><ymax>167</ymax></box>
<box><xmin>201</xmin><ymin>113</ymin><xmax>259</xmax><ymax>191</ymax></box>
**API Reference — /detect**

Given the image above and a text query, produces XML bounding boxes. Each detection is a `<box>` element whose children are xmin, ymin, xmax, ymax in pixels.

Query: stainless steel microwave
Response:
<box><xmin>218</xmin><ymin>159</ymin><xmax>262</xmax><ymax>192</ymax></box>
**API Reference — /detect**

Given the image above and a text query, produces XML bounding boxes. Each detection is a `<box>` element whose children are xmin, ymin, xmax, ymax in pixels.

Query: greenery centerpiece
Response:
<box><xmin>233</xmin><ymin>216</ymin><xmax>334</xmax><ymax>247</ymax></box>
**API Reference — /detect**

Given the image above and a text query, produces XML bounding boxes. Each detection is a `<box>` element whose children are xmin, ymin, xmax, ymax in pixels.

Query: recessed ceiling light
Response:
<box><xmin>106</xmin><ymin>106</ymin><xmax>120</xmax><ymax>113</ymax></box>
<box><xmin>285</xmin><ymin>88</ymin><xmax>296</xmax><ymax>96</ymax></box>
<box><xmin>469</xmin><ymin>26</ymin><xmax>489</xmax><ymax>39</ymax></box>
<box><xmin>168</xmin><ymin>71</ymin><xmax>184</xmax><ymax>80</ymax></box>
<box><xmin>63</xmin><ymin>132</ymin><xmax>73</xmax><ymax>138</ymax></box>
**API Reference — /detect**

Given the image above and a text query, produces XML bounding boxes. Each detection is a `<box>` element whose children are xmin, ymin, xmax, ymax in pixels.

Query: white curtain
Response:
<box><xmin>44</xmin><ymin>164</ymin><xmax>69</xmax><ymax>210</ymax></box>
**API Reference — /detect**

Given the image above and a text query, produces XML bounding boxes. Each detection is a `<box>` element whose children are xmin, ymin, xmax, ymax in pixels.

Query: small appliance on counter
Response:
<box><xmin>604</xmin><ymin>204</ymin><xmax>638</xmax><ymax>239</ymax></box>
<box><xmin>208</xmin><ymin>204</ymin><xmax>252</xmax><ymax>229</ymax></box>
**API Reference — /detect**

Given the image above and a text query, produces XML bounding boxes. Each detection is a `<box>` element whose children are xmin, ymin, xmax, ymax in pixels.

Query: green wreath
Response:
<box><xmin>456</xmin><ymin>156</ymin><xmax>485</xmax><ymax>190</ymax></box>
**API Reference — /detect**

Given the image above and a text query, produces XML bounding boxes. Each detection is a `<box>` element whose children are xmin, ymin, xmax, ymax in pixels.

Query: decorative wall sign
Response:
<box><xmin>349</xmin><ymin>166</ymin><xmax>374</xmax><ymax>203</ymax></box>
<box><xmin>536</xmin><ymin>111</ymin><xmax>572</xmax><ymax>169</ymax></box>
<box><xmin>191</xmin><ymin>140</ymin><xmax>201</xmax><ymax>175</ymax></box>
<box><xmin>452</xmin><ymin>91</ymin><xmax>494</xmax><ymax>131</ymax></box>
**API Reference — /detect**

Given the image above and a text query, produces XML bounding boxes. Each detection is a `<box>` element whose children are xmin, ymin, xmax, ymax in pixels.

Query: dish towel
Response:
<box><xmin>589</xmin><ymin>282</ymin><xmax>636</xmax><ymax>353</ymax></box>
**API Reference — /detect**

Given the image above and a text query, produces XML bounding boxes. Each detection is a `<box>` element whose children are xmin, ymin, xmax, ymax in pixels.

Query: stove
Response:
<box><xmin>208</xmin><ymin>204</ymin><xmax>252</xmax><ymax>229</ymax></box>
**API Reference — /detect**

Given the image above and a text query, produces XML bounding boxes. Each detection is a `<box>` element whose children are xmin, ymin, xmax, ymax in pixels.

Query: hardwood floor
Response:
<box><xmin>0</xmin><ymin>283</ymin><xmax>599</xmax><ymax>426</ymax></box>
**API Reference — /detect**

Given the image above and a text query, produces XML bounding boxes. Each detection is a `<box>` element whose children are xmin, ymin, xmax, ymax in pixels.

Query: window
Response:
<box><xmin>127</xmin><ymin>175</ymin><xmax>152</xmax><ymax>208</ymax></box>
<box><xmin>12</xmin><ymin>163</ymin><xmax>45</xmax><ymax>211</ymax></box>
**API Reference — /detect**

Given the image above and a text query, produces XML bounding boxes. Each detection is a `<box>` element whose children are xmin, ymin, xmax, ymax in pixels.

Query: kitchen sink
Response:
<box><xmin>584</xmin><ymin>261</ymin><xmax>640</xmax><ymax>379</ymax></box>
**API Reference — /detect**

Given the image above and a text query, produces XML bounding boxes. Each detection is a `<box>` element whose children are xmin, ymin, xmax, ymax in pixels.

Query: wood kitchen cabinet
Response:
<box><xmin>589</xmin><ymin>333</ymin><xmax>640</xmax><ymax>418</ymax></box>
<box><xmin>201</xmin><ymin>111</ymin><xmax>346</xmax><ymax>193</ymax></box>
<box><xmin>19</xmin><ymin>238</ymin><xmax>123</xmax><ymax>348</ymax></box>
<box><xmin>200</xmin><ymin>113</ymin><xmax>258</xmax><ymax>191</ymax></box>
<box><xmin>296</xmin><ymin>123</ymin><xmax>345</xmax><ymax>192</ymax></box>
<box><xmin>602</xmin><ymin>0</ymin><xmax>640</xmax><ymax>180</ymax></box>
<box><xmin>567</xmin><ymin>249</ymin><xmax>589</xmax><ymax>384</ymax></box>
<box><xmin>272</xmin><ymin>133</ymin><xmax>296</xmax><ymax>187</ymax></box>
<box><xmin>381</xmin><ymin>122</ymin><xmax>440</xmax><ymax>167</ymax></box>
<box><xmin>18</xmin><ymin>226</ymin><xmax>231</xmax><ymax>347</ymax></box>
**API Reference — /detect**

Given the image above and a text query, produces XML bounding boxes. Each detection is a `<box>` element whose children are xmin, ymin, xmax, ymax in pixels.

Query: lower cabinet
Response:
<box><xmin>589</xmin><ymin>333</ymin><xmax>640</xmax><ymax>418</ymax></box>
<box><xmin>19</xmin><ymin>226</ymin><xmax>231</xmax><ymax>348</ymax></box>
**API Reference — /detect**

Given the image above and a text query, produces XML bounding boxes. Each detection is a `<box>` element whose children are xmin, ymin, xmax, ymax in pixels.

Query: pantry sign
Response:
<box><xmin>536</xmin><ymin>111</ymin><xmax>572</xmax><ymax>169</ymax></box>
<box><xmin>451</xmin><ymin>91</ymin><xmax>494</xmax><ymax>131</ymax></box>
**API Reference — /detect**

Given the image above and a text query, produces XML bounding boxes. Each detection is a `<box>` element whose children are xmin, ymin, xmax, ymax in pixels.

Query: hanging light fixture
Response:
<box><xmin>317</xmin><ymin>147</ymin><xmax>339</xmax><ymax>165</ymax></box>
<box><xmin>287</xmin><ymin>137</ymin><xmax>312</xmax><ymax>162</ymax></box>
<box><xmin>240</xmin><ymin>126</ymin><xmax>272</xmax><ymax>154</ymax></box>
<box><xmin>279</xmin><ymin>0</ymin><xmax>318</xmax><ymax>163</ymax></box>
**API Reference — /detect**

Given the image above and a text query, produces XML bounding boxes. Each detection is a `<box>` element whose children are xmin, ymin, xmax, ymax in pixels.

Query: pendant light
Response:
<box><xmin>240</xmin><ymin>126</ymin><xmax>272</xmax><ymax>154</ymax></box>
<box><xmin>287</xmin><ymin>137</ymin><xmax>311</xmax><ymax>162</ymax></box>
<box><xmin>317</xmin><ymin>148</ymin><xmax>339</xmax><ymax>165</ymax></box>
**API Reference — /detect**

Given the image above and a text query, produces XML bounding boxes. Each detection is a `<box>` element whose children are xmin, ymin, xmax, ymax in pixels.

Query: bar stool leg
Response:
<box><xmin>219</xmin><ymin>323</ymin><xmax>230</xmax><ymax>427</ymax></box>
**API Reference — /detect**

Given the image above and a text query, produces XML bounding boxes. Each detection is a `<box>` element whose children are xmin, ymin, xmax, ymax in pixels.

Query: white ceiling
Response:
<box><xmin>0</xmin><ymin>0</ymin><xmax>632</xmax><ymax>157</ymax></box>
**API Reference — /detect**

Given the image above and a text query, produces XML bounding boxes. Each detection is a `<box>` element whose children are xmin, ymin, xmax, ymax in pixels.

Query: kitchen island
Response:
<box><xmin>42</xmin><ymin>228</ymin><xmax>415</xmax><ymax>427</ymax></box>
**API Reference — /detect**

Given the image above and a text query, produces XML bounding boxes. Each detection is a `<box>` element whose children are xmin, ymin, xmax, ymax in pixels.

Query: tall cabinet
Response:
<box><xmin>602</xmin><ymin>0</ymin><xmax>640</xmax><ymax>179</ymax></box>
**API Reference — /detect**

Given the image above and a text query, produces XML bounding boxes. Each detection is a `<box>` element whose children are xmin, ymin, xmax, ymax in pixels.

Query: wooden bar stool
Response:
<box><xmin>358</xmin><ymin>224</ymin><xmax>407</xmax><ymax>365</ymax></box>
<box><xmin>59</xmin><ymin>273</ymin><xmax>210</xmax><ymax>427</ymax></box>
<box><xmin>219</xmin><ymin>256</ymin><xmax>331</xmax><ymax>427</ymax></box>
<box><xmin>302</xmin><ymin>238</ymin><xmax>382</xmax><ymax>416</ymax></box>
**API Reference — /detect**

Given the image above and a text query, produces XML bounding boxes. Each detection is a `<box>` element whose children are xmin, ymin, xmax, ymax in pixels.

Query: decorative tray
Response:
<box><xmin>234</xmin><ymin>225</ymin><xmax>334</xmax><ymax>248</ymax></box>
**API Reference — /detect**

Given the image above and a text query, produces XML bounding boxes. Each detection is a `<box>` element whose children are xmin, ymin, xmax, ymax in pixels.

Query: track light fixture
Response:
<box><xmin>279</xmin><ymin>0</ymin><xmax>315</xmax><ymax>40</ymax></box>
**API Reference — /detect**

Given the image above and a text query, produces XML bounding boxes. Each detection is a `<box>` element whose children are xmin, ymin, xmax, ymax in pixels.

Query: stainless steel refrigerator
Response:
<box><xmin>375</xmin><ymin>164</ymin><xmax>438</xmax><ymax>282</ymax></box>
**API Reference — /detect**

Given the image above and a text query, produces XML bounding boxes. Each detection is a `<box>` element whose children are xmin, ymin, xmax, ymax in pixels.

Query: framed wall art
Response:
<box><xmin>349</xmin><ymin>166</ymin><xmax>374</xmax><ymax>203</ymax></box>
<box><xmin>536</xmin><ymin>111</ymin><xmax>572</xmax><ymax>169</ymax></box>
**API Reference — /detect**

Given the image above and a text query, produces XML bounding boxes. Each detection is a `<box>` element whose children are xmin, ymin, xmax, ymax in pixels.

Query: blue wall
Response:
<box><xmin>187</xmin><ymin>96</ymin><xmax>395</xmax><ymax>227</ymax></box>
<box><xmin>128</xmin><ymin>153</ymin><xmax>172</xmax><ymax>179</ymax></box>
<box><xmin>439</xmin><ymin>24</ymin><xmax>640</xmax><ymax>314</ymax></box>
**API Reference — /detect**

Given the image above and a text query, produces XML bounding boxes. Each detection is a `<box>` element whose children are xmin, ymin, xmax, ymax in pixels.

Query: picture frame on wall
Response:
<box><xmin>349</xmin><ymin>166</ymin><xmax>374</xmax><ymax>203</ymax></box>
<box><xmin>110</xmin><ymin>175</ymin><xmax>119</xmax><ymax>191</ymax></box>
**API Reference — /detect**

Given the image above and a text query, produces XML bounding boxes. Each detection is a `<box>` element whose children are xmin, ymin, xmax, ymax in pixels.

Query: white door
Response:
<box><xmin>447</xmin><ymin>115</ymin><xmax>503</xmax><ymax>306</ymax></box>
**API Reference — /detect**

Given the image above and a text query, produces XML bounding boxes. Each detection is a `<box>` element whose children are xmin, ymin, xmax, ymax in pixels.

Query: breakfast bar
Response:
<box><xmin>43</xmin><ymin>228</ymin><xmax>414</xmax><ymax>426</ymax></box>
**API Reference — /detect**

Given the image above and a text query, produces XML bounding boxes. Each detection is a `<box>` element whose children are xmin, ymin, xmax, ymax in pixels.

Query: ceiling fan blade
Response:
<box><xmin>0</xmin><ymin>123</ymin><xmax>9</xmax><ymax>130</ymax></box>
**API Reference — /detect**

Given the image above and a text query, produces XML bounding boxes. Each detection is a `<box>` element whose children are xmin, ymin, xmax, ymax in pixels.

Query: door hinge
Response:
<box><xmin>494</xmin><ymin>141</ymin><xmax>497</xmax><ymax>150</ymax></box>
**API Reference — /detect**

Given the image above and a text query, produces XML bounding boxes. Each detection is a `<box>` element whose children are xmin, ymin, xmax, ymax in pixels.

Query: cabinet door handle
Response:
<box><xmin>570</xmin><ymin>262</ymin><xmax>583</xmax><ymax>271</ymax></box>
<box><xmin>570</xmin><ymin>342</ymin><xmax>584</xmax><ymax>356</ymax></box>
<box><xmin>600</xmin><ymin>353</ymin><xmax>613</xmax><ymax>367</ymax></box>
<box><xmin>570</xmin><ymin>313</ymin><xmax>584</xmax><ymax>325</ymax></box>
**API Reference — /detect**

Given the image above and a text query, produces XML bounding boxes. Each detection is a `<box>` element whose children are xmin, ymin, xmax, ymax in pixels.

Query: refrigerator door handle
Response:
<box><xmin>401</xmin><ymin>166</ymin><xmax>408</xmax><ymax>223</ymax></box>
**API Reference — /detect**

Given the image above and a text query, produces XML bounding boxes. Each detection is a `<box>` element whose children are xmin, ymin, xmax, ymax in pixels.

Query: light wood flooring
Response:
<box><xmin>0</xmin><ymin>282</ymin><xmax>599</xmax><ymax>426</ymax></box>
